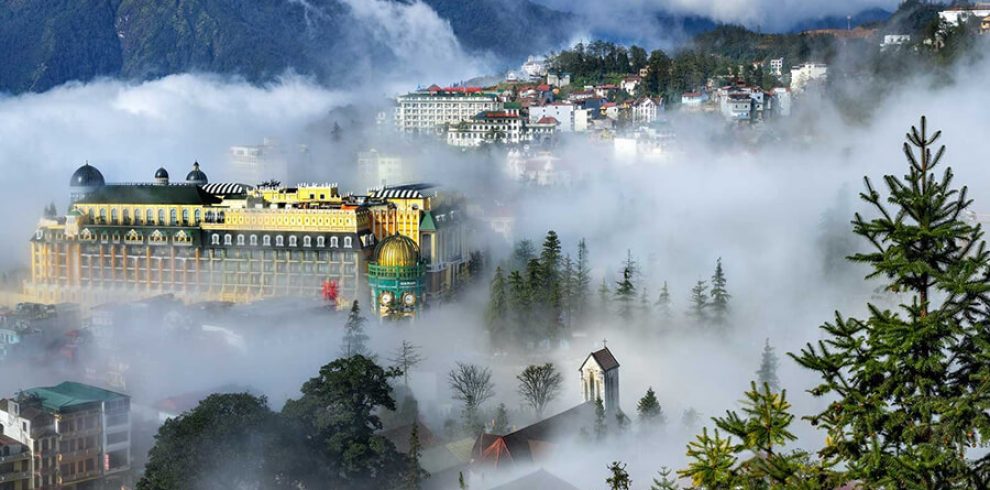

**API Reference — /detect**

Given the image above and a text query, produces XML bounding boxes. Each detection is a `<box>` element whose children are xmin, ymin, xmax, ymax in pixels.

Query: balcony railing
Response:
<box><xmin>0</xmin><ymin>451</ymin><xmax>31</xmax><ymax>464</ymax></box>
<box><xmin>0</xmin><ymin>470</ymin><xmax>32</xmax><ymax>482</ymax></box>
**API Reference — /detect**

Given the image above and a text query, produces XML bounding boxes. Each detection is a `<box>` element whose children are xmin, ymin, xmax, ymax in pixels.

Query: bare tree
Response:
<box><xmin>517</xmin><ymin>363</ymin><xmax>563</xmax><ymax>418</ymax></box>
<box><xmin>448</xmin><ymin>363</ymin><xmax>495</xmax><ymax>434</ymax></box>
<box><xmin>390</xmin><ymin>340</ymin><xmax>424</xmax><ymax>386</ymax></box>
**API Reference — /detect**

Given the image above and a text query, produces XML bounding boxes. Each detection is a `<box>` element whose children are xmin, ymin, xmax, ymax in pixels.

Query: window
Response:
<box><xmin>303</xmin><ymin>236</ymin><xmax>311</xmax><ymax>247</ymax></box>
<box><xmin>316</xmin><ymin>236</ymin><xmax>325</xmax><ymax>247</ymax></box>
<box><xmin>158</xmin><ymin>209</ymin><xmax>165</xmax><ymax>225</ymax></box>
<box><xmin>99</xmin><ymin>208</ymin><xmax>107</xmax><ymax>223</ymax></box>
<box><xmin>289</xmin><ymin>236</ymin><xmax>298</xmax><ymax>247</ymax></box>
<box><xmin>194</xmin><ymin>209</ymin><xmax>201</xmax><ymax>224</ymax></box>
<box><xmin>263</xmin><ymin>235</ymin><xmax>271</xmax><ymax>246</ymax></box>
<box><xmin>250</xmin><ymin>235</ymin><xmax>258</xmax><ymax>246</ymax></box>
<box><xmin>276</xmin><ymin>235</ymin><xmax>284</xmax><ymax>247</ymax></box>
<box><xmin>344</xmin><ymin>237</ymin><xmax>352</xmax><ymax>248</ymax></box>
<box><xmin>182</xmin><ymin>209</ymin><xmax>189</xmax><ymax>224</ymax></box>
<box><xmin>122</xmin><ymin>209</ymin><xmax>129</xmax><ymax>224</ymax></box>
<box><xmin>211</xmin><ymin>234</ymin><xmax>220</xmax><ymax>245</ymax></box>
<box><xmin>330</xmin><ymin>237</ymin><xmax>338</xmax><ymax>248</ymax></box>
<box><xmin>224</xmin><ymin>234</ymin><xmax>232</xmax><ymax>246</ymax></box>
<box><xmin>170</xmin><ymin>209</ymin><xmax>177</xmax><ymax>225</ymax></box>
<box><xmin>236</xmin><ymin>235</ymin><xmax>245</xmax><ymax>246</ymax></box>
<box><xmin>146</xmin><ymin>209</ymin><xmax>153</xmax><ymax>223</ymax></box>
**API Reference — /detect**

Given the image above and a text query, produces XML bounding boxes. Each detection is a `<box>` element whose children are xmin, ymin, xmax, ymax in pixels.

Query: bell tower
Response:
<box><xmin>579</xmin><ymin>344</ymin><xmax>620</xmax><ymax>414</ymax></box>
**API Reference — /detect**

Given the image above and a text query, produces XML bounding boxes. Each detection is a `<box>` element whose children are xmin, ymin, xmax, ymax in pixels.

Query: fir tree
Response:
<box><xmin>651</xmin><ymin>467</ymin><xmax>679</xmax><ymax>490</ymax></box>
<box><xmin>687</xmin><ymin>280</ymin><xmax>708</xmax><ymax>325</ymax></box>
<box><xmin>539</xmin><ymin>230</ymin><xmax>562</xmax><ymax>288</ymax></box>
<box><xmin>614</xmin><ymin>250</ymin><xmax>638</xmax><ymax>322</ymax></box>
<box><xmin>597</xmin><ymin>277</ymin><xmax>611</xmax><ymax>315</ymax></box>
<box><xmin>637</xmin><ymin>387</ymin><xmax>665</xmax><ymax>427</ymax></box>
<box><xmin>485</xmin><ymin>267</ymin><xmax>509</xmax><ymax>345</ymax></box>
<box><xmin>756</xmin><ymin>338</ymin><xmax>780</xmax><ymax>391</ymax></box>
<box><xmin>615</xmin><ymin>409</ymin><xmax>631</xmax><ymax>433</ymax></box>
<box><xmin>403</xmin><ymin>422</ymin><xmax>429</xmax><ymax>489</ymax></box>
<box><xmin>594</xmin><ymin>397</ymin><xmax>607</xmax><ymax>440</ymax></box>
<box><xmin>655</xmin><ymin>281</ymin><xmax>673</xmax><ymax>322</ymax></box>
<box><xmin>511</xmin><ymin>239</ymin><xmax>536</xmax><ymax>270</ymax></box>
<box><xmin>341</xmin><ymin>300</ymin><xmax>369</xmax><ymax>357</ymax></box>
<box><xmin>794</xmin><ymin>117</ymin><xmax>990</xmax><ymax>487</ymax></box>
<box><xmin>638</xmin><ymin>287</ymin><xmax>651</xmax><ymax>320</ymax></box>
<box><xmin>507</xmin><ymin>270</ymin><xmax>531</xmax><ymax>343</ymax></box>
<box><xmin>679</xmin><ymin>428</ymin><xmax>736</xmax><ymax>488</ymax></box>
<box><xmin>491</xmin><ymin>403</ymin><xmax>510</xmax><ymax>434</ymax></box>
<box><xmin>575</xmin><ymin>239</ymin><xmax>592</xmax><ymax>322</ymax></box>
<box><xmin>560</xmin><ymin>255</ymin><xmax>575</xmax><ymax>328</ymax></box>
<box><xmin>681</xmin><ymin>408</ymin><xmax>700</xmax><ymax>431</ymax></box>
<box><xmin>607</xmin><ymin>461</ymin><xmax>632</xmax><ymax>490</ymax></box>
<box><xmin>709</xmin><ymin>258</ymin><xmax>730</xmax><ymax>326</ymax></box>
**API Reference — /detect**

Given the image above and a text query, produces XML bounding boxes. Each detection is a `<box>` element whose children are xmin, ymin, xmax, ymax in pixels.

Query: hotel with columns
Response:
<box><xmin>26</xmin><ymin>162</ymin><xmax>474</xmax><ymax>316</ymax></box>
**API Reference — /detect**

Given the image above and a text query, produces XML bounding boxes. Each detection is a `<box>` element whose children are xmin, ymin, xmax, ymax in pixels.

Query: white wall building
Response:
<box><xmin>229</xmin><ymin>138</ymin><xmax>291</xmax><ymax>185</ymax></box>
<box><xmin>939</xmin><ymin>5</ymin><xmax>990</xmax><ymax>26</ymax></box>
<box><xmin>881</xmin><ymin>34</ymin><xmax>912</xmax><ymax>49</ymax></box>
<box><xmin>529</xmin><ymin>103</ymin><xmax>575</xmax><ymax>132</ymax></box>
<box><xmin>632</xmin><ymin>97</ymin><xmax>662</xmax><ymax>123</ymax></box>
<box><xmin>395</xmin><ymin>86</ymin><xmax>500</xmax><ymax>134</ymax></box>
<box><xmin>358</xmin><ymin>149</ymin><xmax>410</xmax><ymax>188</ymax></box>
<box><xmin>621</xmin><ymin>76</ymin><xmax>642</xmax><ymax>95</ymax></box>
<box><xmin>790</xmin><ymin>62</ymin><xmax>828</xmax><ymax>92</ymax></box>
<box><xmin>769</xmin><ymin>58</ymin><xmax>784</xmax><ymax>76</ymax></box>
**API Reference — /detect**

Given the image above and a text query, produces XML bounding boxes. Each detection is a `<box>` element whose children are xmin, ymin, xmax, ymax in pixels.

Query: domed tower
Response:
<box><xmin>185</xmin><ymin>161</ymin><xmax>208</xmax><ymax>186</ymax></box>
<box><xmin>154</xmin><ymin>167</ymin><xmax>169</xmax><ymax>185</ymax></box>
<box><xmin>368</xmin><ymin>234</ymin><xmax>425</xmax><ymax>318</ymax></box>
<box><xmin>69</xmin><ymin>163</ymin><xmax>105</xmax><ymax>203</ymax></box>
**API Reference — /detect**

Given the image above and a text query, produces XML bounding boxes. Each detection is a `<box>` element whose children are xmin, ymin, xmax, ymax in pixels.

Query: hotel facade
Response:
<box><xmin>26</xmin><ymin>163</ymin><xmax>473</xmax><ymax>315</ymax></box>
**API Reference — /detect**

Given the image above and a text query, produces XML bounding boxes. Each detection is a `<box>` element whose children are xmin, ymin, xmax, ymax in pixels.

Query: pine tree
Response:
<box><xmin>709</xmin><ymin>258</ymin><xmax>730</xmax><ymax>326</ymax></box>
<box><xmin>795</xmin><ymin>117</ymin><xmax>990</xmax><ymax>487</ymax></box>
<box><xmin>341</xmin><ymin>300</ymin><xmax>369</xmax><ymax>357</ymax></box>
<box><xmin>687</xmin><ymin>280</ymin><xmax>708</xmax><ymax>325</ymax></box>
<box><xmin>651</xmin><ymin>467</ymin><xmax>679</xmax><ymax>490</ymax></box>
<box><xmin>638</xmin><ymin>287</ymin><xmax>651</xmax><ymax>320</ymax></box>
<box><xmin>491</xmin><ymin>403</ymin><xmax>510</xmax><ymax>434</ymax></box>
<box><xmin>511</xmin><ymin>239</ymin><xmax>536</xmax><ymax>271</ymax></box>
<box><xmin>575</xmin><ymin>239</ymin><xmax>592</xmax><ymax>322</ymax></box>
<box><xmin>615</xmin><ymin>409</ymin><xmax>630</xmax><ymax>433</ymax></box>
<box><xmin>606</xmin><ymin>461</ymin><xmax>632</xmax><ymax>490</ymax></box>
<box><xmin>594</xmin><ymin>397</ymin><xmax>607</xmax><ymax>440</ymax></box>
<box><xmin>507</xmin><ymin>270</ymin><xmax>531</xmax><ymax>343</ymax></box>
<box><xmin>485</xmin><ymin>267</ymin><xmax>509</xmax><ymax>345</ymax></box>
<box><xmin>560</xmin><ymin>255</ymin><xmax>576</xmax><ymax>328</ymax></box>
<box><xmin>614</xmin><ymin>251</ymin><xmax>637</xmax><ymax>322</ymax></box>
<box><xmin>539</xmin><ymin>230</ymin><xmax>562</xmax><ymax>288</ymax></box>
<box><xmin>637</xmin><ymin>387</ymin><xmax>665</xmax><ymax>427</ymax></box>
<box><xmin>756</xmin><ymin>338</ymin><xmax>780</xmax><ymax>391</ymax></box>
<box><xmin>655</xmin><ymin>281</ymin><xmax>673</xmax><ymax>322</ymax></box>
<box><xmin>681</xmin><ymin>408</ymin><xmax>700</xmax><ymax>430</ymax></box>
<box><xmin>597</xmin><ymin>277</ymin><xmax>611</xmax><ymax>315</ymax></box>
<box><xmin>679</xmin><ymin>428</ymin><xmax>737</xmax><ymax>488</ymax></box>
<box><xmin>403</xmin><ymin>422</ymin><xmax>429</xmax><ymax>489</ymax></box>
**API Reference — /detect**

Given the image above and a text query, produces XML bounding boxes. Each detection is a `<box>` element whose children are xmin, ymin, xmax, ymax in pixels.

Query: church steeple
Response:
<box><xmin>579</xmin><ymin>345</ymin><xmax>620</xmax><ymax>414</ymax></box>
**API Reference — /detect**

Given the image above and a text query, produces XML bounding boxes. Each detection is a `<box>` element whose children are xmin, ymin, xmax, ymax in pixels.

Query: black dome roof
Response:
<box><xmin>155</xmin><ymin>167</ymin><xmax>169</xmax><ymax>179</ymax></box>
<box><xmin>185</xmin><ymin>162</ymin><xmax>208</xmax><ymax>184</ymax></box>
<box><xmin>70</xmin><ymin>163</ymin><xmax>105</xmax><ymax>187</ymax></box>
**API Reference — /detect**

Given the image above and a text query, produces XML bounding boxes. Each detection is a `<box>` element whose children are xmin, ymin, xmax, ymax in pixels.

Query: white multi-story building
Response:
<box><xmin>632</xmin><ymin>97</ymin><xmax>662</xmax><ymax>123</ymax></box>
<box><xmin>447</xmin><ymin>106</ymin><xmax>556</xmax><ymax>147</ymax></box>
<box><xmin>769</xmin><ymin>58</ymin><xmax>784</xmax><ymax>76</ymax></box>
<box><xmin>790</xmin><ymin>62</ymin><xmax>828</xmax><ymax>92</ymax></box>
<box><xmin>358</xmin><ymin>149</ymin><xmax>410</xmax><ymax>188</ymax></box>
<box><xmin>229</xmin><ymin>138</ymin><xmax>293</xmax><ymax>186</ymax></box>
<box><xmin>395</xmin><ymin>86</ymin><xmax>500</xmax><ymax>134</ymax></box>
<box><xmin>881</xmin><ymin>34</ymin><xmax>912</xmax><ymax>49</ymax></box>
<box><xmin>938</xmin><ymin>4</ymin><xmax>990</xmax><ymax>26</ymax></box>
<box><xmin>529</xmin><ymin>103</ymin><xmax>575</xmax><ymax>132</ymax></box>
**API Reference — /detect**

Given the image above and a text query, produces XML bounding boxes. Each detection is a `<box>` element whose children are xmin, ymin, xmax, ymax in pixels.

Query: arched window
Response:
<box><xmin>236</xmin><ymin>234</ymin><xmax>245</xmax><ymax>246</ymax></box>
<box><xmin>211</xmin><ymin>234</ymin><xmax>220</xmax><ymax>245</ymax></box>
<box><xmin>276</xmin><ymin>235</ymin><xmax>284</xmax><ymax>247</ymax></box>
<box><xmin>182</xmin><ymin>209</ymin><xmax>189</xmax><ymax>224</ymax></box>
<box><xmin>170</xmin><ymin>209</ymin><xmax>177</xmax><ymax>225</ymax></box>
<box><xmin>146</xmin><ymin>209</ymin><xmax>153</xmax><ymax>224</ymax></box>
<box><xmin>134</xmin><ymin>208</ymin><xmax>141</xmax><ymax>224</ymax></box>
<box><xmin>194</xmin><ymin>209</ymin><xmax>201</xmax><ymax>224</ymax></box>
<box><xmin>303</xmin><ymin>236</ymin><xmax>311</xmax><ymax>247</ymax></box>
<box><xmin>122</xmin><ymin>209</ymin><xmax>129</xmax><ymax>224</ymax></box>
<box><xmin>158</xmin><ymin>209</ymin><xmax>165</xmax><ymax>225</ymax></box>
<box><xmin>330</xmin><ymin>237</ymin><xmax>339</xmax><ymax>248</ymax></box>
<box><xmin>344</xmin><ymin>237</ymin><xmax>352</xmax><ymax>248</ymax></box>
<box><xmin>99</xmin><ymin>208</ymin><xmax>107</xmax><ymax>223</ymax></box>
<box><xmin>263</xmin><ymin>235</ymin><xmax>271</xmax><ymax>246</ymax></box>
<box><xmin>111</xmin><ymin>208</ymin><xmax>119</xmax><ymax>224</ymax></box>
<box><xmin>224</xmin><ymin>234</ymin><xmax>232</xmax><ymax>246</ymax></box>
<box><xmin>316</xmin><ymin>236</ymin><xmax>325</xmax><ymax>247</ymax></box>
<box><xmin>250</xmin><ymin>235</ymin><xmax>258</xmax><ymax>246</ymax></box>
<box><xmin>289</xmin><ymin>236</ymin><xmax>298</xmax><ymax>247</ymax></box>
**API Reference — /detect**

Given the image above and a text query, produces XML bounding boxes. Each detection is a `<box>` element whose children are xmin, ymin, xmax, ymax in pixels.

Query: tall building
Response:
<box><xmin>228</xmin><ymin>138</ymin><xmax>308</xmax><ymax>186</ymax></box>
<box><xmin>789</xmin><ymin>62</ymin><xmax>828</xmax><ymax>92</ymax></box>
<box><xmin>26</xmin><ymin>164</ymin><xmax>475</xmax><ymax>314</ymax></box>
<box><xmin>0</xmin><ymin>382</ymin><xmax>131</xmax><ymax>490</ymax></box>
<box><xmin>395</xmin><ymin>86</ymin><xmax>500</xmax><ymax>134</ymax></box>
<box><xmin>357</xmin><ymin>150</ymin><xmax>410</xmax><ymax>188</ymax></box>
<box><xmin>579</xmin><ymin>347</ymin><xmax>620</xmax><ymax>415</ymax></box>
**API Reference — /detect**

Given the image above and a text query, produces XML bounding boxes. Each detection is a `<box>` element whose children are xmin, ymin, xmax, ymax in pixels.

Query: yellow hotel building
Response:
<box><xmin>25</xmin><ymin>163</ymin><xmax>473</xmax><ymax>309</ymax></box>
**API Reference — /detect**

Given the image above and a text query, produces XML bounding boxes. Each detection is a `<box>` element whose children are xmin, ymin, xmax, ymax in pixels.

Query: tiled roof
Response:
<box><xmin>77</xmin><ymin>184</ymin><xmax>222</xmax><ymax>206</ymax></box>
<box><xmin>582</xmin><ymin>347</ymin><xmax>619</xmax><ymax>371</ymax></box>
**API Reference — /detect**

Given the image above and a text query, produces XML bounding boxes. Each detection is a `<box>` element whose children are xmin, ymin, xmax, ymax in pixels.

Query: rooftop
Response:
<box><xmin>22</xmin><ymin>381</ymin><xmax>127</xmax><ymax>412</ymax></box>
<box><xmin>76</xmin><ymin>184</ymin><xmax>222</xmax><ymax>206</ymax></box>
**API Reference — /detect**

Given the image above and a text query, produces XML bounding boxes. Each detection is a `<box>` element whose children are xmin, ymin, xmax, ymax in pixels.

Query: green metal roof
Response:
<box><xmin>419</xmin><ymin>211</ymin><xmax>436</xmax><ymax>232</ymax></box>
<box><xmin>77</xmin><ymin>184</ymin><xmax>221</xmax><ymax>206</ymax></box>
<box><xmin>23</xmin><ymin>382</ymin><xmax>127</xmax><ymax>412</ymax></box>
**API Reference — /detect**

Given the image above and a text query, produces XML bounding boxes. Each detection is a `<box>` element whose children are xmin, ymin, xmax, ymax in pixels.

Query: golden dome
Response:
<box><xmin>374</xmin><ymin>234</ymin><xmax>420</xmax><ymax>267</ymax></box>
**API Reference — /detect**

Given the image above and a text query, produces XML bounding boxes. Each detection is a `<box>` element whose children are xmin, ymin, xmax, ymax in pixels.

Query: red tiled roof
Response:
<box><xmin>536</xmin><ymin>116</ymin><xmax>559</xmax><ymax>125</ymax></box>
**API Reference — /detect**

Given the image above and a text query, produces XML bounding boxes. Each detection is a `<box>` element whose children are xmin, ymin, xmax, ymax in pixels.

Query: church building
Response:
<box><xmin>579</xmin><ymin>346</ymin><xmax>620</xmax><ymax>414</ymax></box>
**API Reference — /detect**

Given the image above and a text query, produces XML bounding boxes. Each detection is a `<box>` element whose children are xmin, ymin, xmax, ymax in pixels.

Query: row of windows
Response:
<box><xmin>93</xmin><ymin>207</ymin><xmax>201</xmax><ymax>226</ymax></box>
<box><xmin>211</xmin><ymin>233</ymin><xmax>351</xmax><ymax>248</ymax></box>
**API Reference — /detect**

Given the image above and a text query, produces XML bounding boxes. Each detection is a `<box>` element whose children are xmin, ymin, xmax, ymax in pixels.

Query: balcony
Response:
<box><xmin>59</xmin><ymin>448</ymin><xmax>98</xmax><ymax>459</ymax></box>
<box><xmin>62</xmin><ymin>469</ymin><xmax>100</xmax><ymax>483</ymax></box>
<box><xmin>0</xmin><ymin>451</ymin><xmax>31</xmax><ymax>464</ymax></box>
<box><xmin>0</xmin><ymin>470</ymin><xmax>32</xmax><ymax>482</ymax></box>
